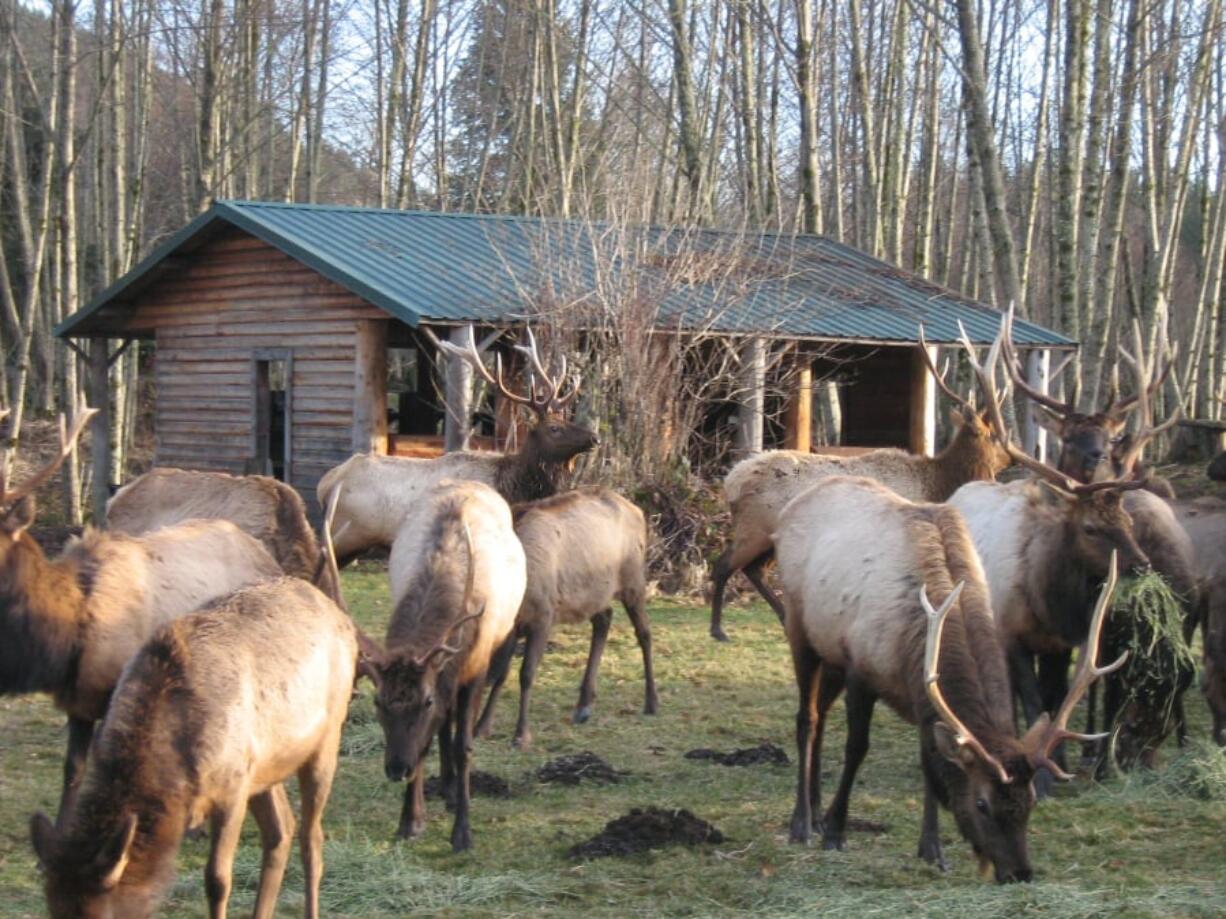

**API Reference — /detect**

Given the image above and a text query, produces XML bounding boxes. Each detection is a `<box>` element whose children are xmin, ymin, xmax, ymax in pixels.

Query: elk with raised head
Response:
<box><xmin>774</xmin><ymin>474</ymin><xmax>1123</xmax><ymax>882</ymax></box>
<box><xmin>709</xmin><ymin>332</ymin><xmax>1011</xmax><ymax>641</ymax></box>
<box><xmin>0</xmin><ymin>408</ymin><xmax>283</xmax><ymax>823</ymax></box>
<box><xmin>360</xmin><ymin>480</ymin><xmax>525</xmax><ymax>851</ymax></box>
<box><xmin>106</xmin><ymin>466</ymin><xmax>343</xmax><ymax>605</ymax></box>
<box><xmin>474</xmin><ymin>486</ymin><xmax>657</xmax><ymax>749</ymax></box>
<box><xmin>319</xmin><ymin>326</ymin><xmax>597</xmax><ymax>562</ymax></box>
<box><xmin>29</xmin><ymin>576</ymin><xmax>359</xmax><ymax>919</ymax></box>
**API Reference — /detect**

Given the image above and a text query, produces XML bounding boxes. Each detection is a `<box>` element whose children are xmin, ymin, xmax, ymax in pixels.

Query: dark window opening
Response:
<box><xmin>254</xmin><ymin>356</ymin><xmax>290</xmax><ymax>481</ymax></box>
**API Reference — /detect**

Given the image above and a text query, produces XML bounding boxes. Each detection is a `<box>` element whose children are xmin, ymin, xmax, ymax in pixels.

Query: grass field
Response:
<box><xmin>2</xmin><ymin>561</ymin><xmax>1225</xmax><ymax>918</ymax></box>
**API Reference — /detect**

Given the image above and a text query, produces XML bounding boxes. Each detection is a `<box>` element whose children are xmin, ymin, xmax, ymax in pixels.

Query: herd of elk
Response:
<box><xmin>709</xmin><ymin>358</ymin><xmax>1012</xmax><ymax>640</ymax></box>
<box><xmin>5</xmin><ymin>308</ymin><xmax>1224</xmax><ymax>914</ymax></box>
<box><xmin>359</xmin><ymin>480</ymin><xmax>526</xmax><ymax>851</ymax></box>
<box><xmin>318</xmin><ymin>326</ymin><xmax>598</xmax><ymax>562</ymax></box>
<box><xmin>774</xmin><ymin>475</ymin><xmax>1122</xmax><ymax>882</ymax></box>
<box><xmin>475</xmin><ymin>486</ymin><xmax>658</xmax><ymax>749</ymax></box>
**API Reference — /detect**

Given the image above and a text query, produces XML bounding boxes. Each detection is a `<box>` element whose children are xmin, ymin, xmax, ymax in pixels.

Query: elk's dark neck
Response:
<box><xmin>0</xmin><ymin>538</ymin><xmax>86</xmax><ymax>695</ymax></box>
<box><xmin>493</xmin><ymin>449</ymin><xmax>566</xmax><ymax>504</ymax></box>
<box><xmin>929</xmin><ymin>436</ymin><xmax>1001</xmax><ymax>501</ymax></box>
<box><xmin>1033</xmin><ymin>523</ymin><xmax>1097</xmax><ymax>647</ymax></box>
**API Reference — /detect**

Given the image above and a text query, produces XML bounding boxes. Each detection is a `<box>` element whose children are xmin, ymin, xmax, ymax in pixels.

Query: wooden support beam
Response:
<box><xmin>88</xmin><ymin>338</ymin><xmax>112</xmax><ymax>523</ymax></box>
<box><xmin>909</xmin><ymin>343</ymin><xmax>936</xmax><ymax>456</ymax></box>
<box><xmin>1022</xmin><ymin>349</ymin><xmax>1051</xmax><ymax>462</ymax></box>
<box><xmin>352</xmin><ymin>319</ymin><xmax>388</xmax><ymax>454</ymax></box>
<box><xmin>443</xmin><ymin>325</ymin><xmax>475</xmax><ymax>452</ymax></box>
<box><xmin>784</xmin><ymin>348</ymin><xmax>813</xmax><ymax>452</ymax></box>
<box><xmin>734</xmin><ymin>337</ymin><xmax>766</xmax><ymax>457</ymax></box>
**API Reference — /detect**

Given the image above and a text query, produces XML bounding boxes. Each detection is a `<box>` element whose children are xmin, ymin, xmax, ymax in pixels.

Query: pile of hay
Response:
<box><xmin>1105</xmin><ymin>571</ymin><xmax>1197</xmax><ymax>738</ymax></box>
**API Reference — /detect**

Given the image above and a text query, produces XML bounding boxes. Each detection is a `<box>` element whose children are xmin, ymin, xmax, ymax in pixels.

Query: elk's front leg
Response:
<box><xmin>514</xmin><ymin>623</ymin><xmax>549</xmax><ymax>749</ymax></box>
<box><xmin>917</xmin><ymin>769</ymin><xmax>947</xmax><ymax>871</ymax></box>
<box><xmin>396</xmin><ymin>765</ymin><xmax>427</xmax><ymax>840</ymax></box>
<box><xmin>56</xmin><ymin>716</ymin><xmax>94</xmax><ymax>828</ymax></box>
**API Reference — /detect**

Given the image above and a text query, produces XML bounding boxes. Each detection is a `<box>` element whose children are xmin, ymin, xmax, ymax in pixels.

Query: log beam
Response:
<box><xmin>1021</xmin><ymin>348</ymin><xmax>1051</xmax><ymax>462</ymax></box>
<box><xmin>88</xmin><ymin>338</ymin><xmax>112</xmax><ymax>523</ymax></box>
<box><xmin>909</xmin><ymin>343</ymin><xmax>936</xmax><ymax>456</ymax></box>
<box><xmin>353</xmin><ymin>319</ymin><xmax>388</xmax><ymax>454</ymax></box>
<box><xmin>734</xmin><ymin>337</ymin><xmax>766</xmax><ymax>457</ymax></box>
<box><xmin>784</xmin><ymin>348</ymin><xmax>813</xmax><ymax>451</ymax></box>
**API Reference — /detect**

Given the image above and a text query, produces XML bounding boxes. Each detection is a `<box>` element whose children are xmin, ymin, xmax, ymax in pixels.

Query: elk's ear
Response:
<box><xmin>2</xmin><ymin>496</ymin><xmax>35</xmax><ymax>536</ymax></box>
<box><xmin>932</xmin><ymin>722</ymin><xmax>977</xmax><ymax>770</ymax></box>
<box><xmin>355</xmin><ymin>632</ymin><xmax>385</xmax><ymax>689</ymax></box>
<box><xmin>29</xmin><ymin>811</ymin><xmax>57</xmax><ymax>867</ymax></box>
<box><xmin>1032</xmin><ymin>405</ymin><xmax>1068</xmax><ymax>438</ymax></box>
<box><xmin>93</xmin><ymin>813</ymin><xmax>137</xmax><ymax>890</ymax></box>
<box><xmin>949</xmin><ymin>407</ymin><xmax>967</xmax><ymax>430</ymax></box>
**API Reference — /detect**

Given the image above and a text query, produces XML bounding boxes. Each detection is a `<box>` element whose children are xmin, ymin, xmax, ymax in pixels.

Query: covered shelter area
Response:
<box><xmin>56</xmin><ymin>201</ymin><xmax>1074</xmax><ymax>520</ymax></box>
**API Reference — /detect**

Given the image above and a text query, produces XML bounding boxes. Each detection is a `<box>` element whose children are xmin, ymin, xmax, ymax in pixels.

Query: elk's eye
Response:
<box><xmin>976</xmin><ymin>798</ymin><xmax>990</xmax><ymax>816</ymax></box>
<box><xmin>423</xmin><ymin>694</ymin><xmax>434</xmax><ymax>708</ymax></box>
<box><xmin>550</xmin><ymin>425</ymin><xmax>561</xmax><ymax>434</ymax></box>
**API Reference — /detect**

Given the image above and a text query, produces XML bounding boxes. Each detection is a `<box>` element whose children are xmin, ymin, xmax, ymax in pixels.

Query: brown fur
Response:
<box><xmin>107</xmin><ymin>467</ymin><xmax>321</xmax><ymax>581</ymax></box>
<box><xmin>709</xmin><ymin>407</ymin><xmax>1011</xmax><ymax>640</ymax></box>
<box><xmin>1</xmin><ymin>500</ymin><xmax>282</xmax><ymax>823</ymax></box>
<box><xmin>29</xmin><ymin>578</ymin><xmax>358</xmax><ymax>919</ymax></box>
<box><xmin>1173</xmin><ymin>497</ymin><xmax>1226</xmax><ymax>743</ymax></box>
<box><xmin>477</xmin><ymin>486</ymin><xmax>657</xmax><ymax>747</ymax></box>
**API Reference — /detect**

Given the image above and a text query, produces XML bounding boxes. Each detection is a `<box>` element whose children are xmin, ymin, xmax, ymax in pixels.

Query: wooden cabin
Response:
<box><xmin>57</xmin><ymin>201</ymin><xmax>1074</xmax><ymax>519</ymax></box>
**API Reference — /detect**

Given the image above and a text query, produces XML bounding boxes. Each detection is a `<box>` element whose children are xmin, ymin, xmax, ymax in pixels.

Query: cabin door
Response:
<box><xmin>252</xmin><ymin>349</ymin><xmax>293</xmax><ymax>481</ymax></box>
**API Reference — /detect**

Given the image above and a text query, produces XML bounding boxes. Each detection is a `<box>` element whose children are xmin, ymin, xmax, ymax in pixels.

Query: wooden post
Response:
<box><xmin>443</xmin><ymin>325</ymin><xmax>475</xmax><ymax>452</ymax></box>
<box><xmin>784</xmin><ymin>347</ymin><xmax>813</xmax><ymax>451</ymax></box>
<box><xmin>1022</xmin><ymin>349</ymin><xmax>1050</xmax><ymax>462</ymax></box>
<box><xmin>353</xmin><ymin>319</ymin><xmax>388</xmax><ymax>454</ymax></box>
<box><xmin>909</xmin><ymin>343</ymin><xmax>936</xmax><ymax>456</ymax></box>
<box><xmin>734</xmin><ymin>337</ymin><xmax>765</xmax><ymax>457</ymax></box>
<box><xmin>88</xmin><ymin>338</ymin><xmax>111</xmax><ymax>523</ymax></box>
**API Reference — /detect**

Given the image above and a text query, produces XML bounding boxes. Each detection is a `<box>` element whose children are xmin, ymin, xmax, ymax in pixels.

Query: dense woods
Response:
<box><xmin>2</xmin><ymin>0</ymin><xmax>1225</xmax><ymax>520</ymax></box>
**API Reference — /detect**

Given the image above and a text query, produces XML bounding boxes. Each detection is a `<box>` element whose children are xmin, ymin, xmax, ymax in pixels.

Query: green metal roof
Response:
<box><xmin>57</xmin><ymin>200</ymin><xmax>1075</xmax><ymax>348</ymax></box>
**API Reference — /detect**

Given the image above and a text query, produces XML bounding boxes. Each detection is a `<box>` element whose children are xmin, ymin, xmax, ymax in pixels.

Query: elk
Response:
<box><xmin>319</xmin><ymin>326</ymin><xmax>597</xmax><ymax>562</ymax></box>
<box><xmin>29</xmin><ymin>577</ymin><xmax>358</xmax><ymax>919</ymax></box>
<box><xmin>0</xmin><ymin>409</ymin><xmax>283</xmax><ymax>823</ymax></box>
<box><xmin>774</xmin><ymin>475</ymin><xmax>1122</xmax><ymax>882</ymax></box>
<box><xmin>710</xmin><ymin>331</ymin><xmax>1011</xmax><ymax>641</ymax></box>
<box><xmin>360</xmin><ymin>480</ymin><xmax>525</xmax><ymax>851</ymax></box>
<box><xmin>1174</xmin><ymin>496</ymin><xmax>1226</xmax><ymax>744</ymax></box>
<box><xmin>106</xmin><ymin>466</ymin><xmax>343</xmax><ymax>604</ymax></box>
<box><xmin>474</xmin><ymin>486</ymin><xmax>657</xmax><ymax>749</ymax></box>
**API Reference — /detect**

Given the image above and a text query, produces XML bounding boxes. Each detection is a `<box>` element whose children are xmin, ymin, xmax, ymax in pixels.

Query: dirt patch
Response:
<box><xmin>684</xmin><ymin>743</ymin><xmax>789</xmax><ymax>767</ymax></box>
<box><xmin>536</xmin><ymin>751</ymin><xmax>625</xmax><ymax>785</ymax></box>
<box><xmin>568</xmin><ymin>807</ymin><xmax>725</xmax><ymax>859</ymax></box>
<box><xmin>423</xmin><ymin>770</ymin><xmax>512</xmax><ymax>799</ymax></box>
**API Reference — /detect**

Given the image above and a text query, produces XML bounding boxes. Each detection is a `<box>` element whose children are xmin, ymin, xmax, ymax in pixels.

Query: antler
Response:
<box><xmin>1114</xmin><ymin>318</ymin><xmax>1181</xmax><ymax>476</ymax></box>
<box><xmin>921</xmin><ymin>581</ymin><xmax>1012</xmax><ymax>784</ymax></box>
<box><xmin>513</xmin><ymin>326</ymin><xmax>580</xmax><ymax>412</ymax></box>
<box><xmin>1001</xmin><ymin>307</ymin><xmax>1078</xmax><ymax>417</ymax></box>
<box><xmin>315</xmin><ymin>483</ymin><xmax>349</xmax><ymax>609</ymax></box>
<box><xmin>1023</xmin><ymin>551</ymin><xmax>1127</xmax><ymax>780</ymax></box>
<box><xmin>959</xmin><ymin>316</ymin><xmax>1147</xmax><ymax>497</ymax></box>
<box><xmin>0</xmin><ymin>406</ymin><xmax>99</xmax><ymax>510</ymax></box>
<box><xmin>434</xmin><ymin>324</ymin><xmax>579</xmax><ymax>418</ymax></box>
<box><xmin>917</xmin><ymin>325</ymin><xmax>976</xmax><ymax>414</ymax></box>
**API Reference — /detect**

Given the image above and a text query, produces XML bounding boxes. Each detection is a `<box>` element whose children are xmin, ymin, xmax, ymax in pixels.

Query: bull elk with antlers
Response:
<box><xmin>359</xmin><ymin>480</ymin><xmax>525</xmax><ymax>851</ymax></box>
<box><xmin>709</xmin><ymin>333</ymin><xmax>1011</xmax><ymax>641</ymax></box>
<box><xmin>319</xmin><ymin>326</ymin><xmax>597</xmax><ymax>562</ymax></box>
<box><xmin>775</xmin><ymin>474</ymin><xmax>1123</xmax><ymax>882</ymax></box>
<box><xmin>0</xmin><ymin>408</ymin><xmax>284</xmax><ymax>823</ymax></box>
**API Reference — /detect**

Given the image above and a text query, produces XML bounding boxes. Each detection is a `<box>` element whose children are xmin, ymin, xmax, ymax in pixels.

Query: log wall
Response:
<box><xmin>119</xmin><ymin>228</ymin><xmax>387</xmax><ymax>502</ymax></box>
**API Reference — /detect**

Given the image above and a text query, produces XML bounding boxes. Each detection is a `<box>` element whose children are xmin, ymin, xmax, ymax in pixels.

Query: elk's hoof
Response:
<box><xmin>511</xmin><ymin>732</ymin><xmax>532</xmax><ymax>750</ymax></box>
<box><xmin>788</xmin><ymin>812</ymin><xmax>813</xmax><ymax>845</ymax></box>
<box><xmin>821</xmin><ymin>833</ymin><xmax>846</xmax><ymax>851</ymax></box>
<box><xmin>573</xmin><ymin>706</ymin><xmax>592</xmax><ymax>725</ymax></box>
<box><xmin>395</xmin><ymin>821</ymin><xmax>426</xmax><ymax>841</ymax></box>
<box><xmin>643</xmin><ymin>698</ymin><xmax>659</xmax><ymax>716</ymax></box>
<box><xmin>450</xmin><ymin>825</ymin><xmax>472</xmax><ymax>852</ymax></box>
<box><xmin>710</xmin><ymin>628</ymin><xmax>730</xmax><ymax>643</ymax></box>
<box><xmin>917</xmin><ymin>837</ymin><xmax>947</xmax><ymax>871</ymax></box>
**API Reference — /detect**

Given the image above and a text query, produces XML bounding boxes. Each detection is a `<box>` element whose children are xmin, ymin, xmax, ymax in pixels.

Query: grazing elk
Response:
<box><xmin>1174</xmin><ymin>496</ymin><xmax>1226</xmax><ymax>743</ymax></box>
<box><xmin>710</xmin><ymin>336</ymin><xmax>1012</xmax><ymax>641</ymax></box>
<box><xmin>360</xmin><ymin>480</ymin><xmax>525</xmax><ymax>851</ymax></box>
<box><xmin>106</xmin><ymin>466</ymin><xmax>343</xmax><ymax>604</ymax></box>
<box><xmin>474</xmin><ymin>487</ymin><xmax>657</xmax><ymax>749</ymax></box>
<box><xmin>29</xmin><ymin>577</ymin><xmax>359</xmax><ymax>919</ymax></box>
<box><xmin>774</xmin><ymin>475</ymin><xmax>1122</xmax><ymax>882</ymax></box>
<box><xmin>319</xmin><ymin>326</ymin><xmax>597</xmax><ymax>562</ymax></box>
<box><xmin>0</xmin><ymin>409</ymin><xmax>283</xmax><ymax>823</ymax></box>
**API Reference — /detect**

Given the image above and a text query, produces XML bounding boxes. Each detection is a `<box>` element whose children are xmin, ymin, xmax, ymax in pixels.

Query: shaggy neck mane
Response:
<box><xmin>493</xmin><ymin>445</ymin><xmax>567</xmax><ymax>504</ymax></box>
<box><xmin>0</xmin><ymin>535</ymin><xmax>86</xmax><ymax>694</ymax></box>
<box><xmin>903</xmin><ymin>506</ymin><xmax>1016</xmax><ymax>750</ymax></box>
<box><xmin>1028</xmin><ymin>512</ymin><xmax>1098</xmax><ymax>646</ymax></box>
<box><xmin>927</xmin><ymin>429</ymin><xmax>1005</xmax><ymax>501</ymax></box>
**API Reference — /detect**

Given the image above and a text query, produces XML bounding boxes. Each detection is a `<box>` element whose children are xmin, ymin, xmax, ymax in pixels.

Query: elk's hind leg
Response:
<box><xmin>514</xmin><ymin>623</ymin><xmax>549</xmax><ymax>748</ymax></box>
<box><xmin>475</xmin><ymin>632</ymin><xmax>518</xmax><ymax>739</ymax></box>
<box><xmin>789</xmin><ymin>634</ymin><xmax>826</xmax><ymax>845</ymax></box>
<box><xmin>574</xmin><ymin>609</ymin><xmax>612</xmax><ymax>724</ymax></box>
<box><xmin>742</xmin><ymin>553</ymin><xmax>786</xmax><ymax>625</ymax></box>
<box><xmin>298</xmin><ymin>732</ymin><xmax>342</xmax><ymax>919</ymax></box>
<box><xmin>623</xmin><ymin>589</ymin><xmax>659</xmax><ymax>715</ymax></box>
<box><xmin>56</xmin><ymin>716</ymin><xmax>94</xmax><ymax>828</ymax></box>
<box><xmin>822</xmin><ymin>679</ymin><xmax>874</xmax><ymax>851</ymax></box>
<box><xmin>249</xmin><ymin>784</ymin><xmax>296</xmax><ymax>919</ymax></box>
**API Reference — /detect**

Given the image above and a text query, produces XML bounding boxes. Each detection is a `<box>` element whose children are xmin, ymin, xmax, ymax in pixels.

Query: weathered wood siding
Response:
<box><xmin>118</xmin><ymin>228</ymin><xmax>386</xmax><ymax>501</ymax></box>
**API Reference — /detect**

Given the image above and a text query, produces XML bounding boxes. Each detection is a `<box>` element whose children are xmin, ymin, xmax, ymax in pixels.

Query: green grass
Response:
<box><xmin>2</xmin><ymin>562</ymin><xmax>1225</xmax><ymax>917</ymax></box>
